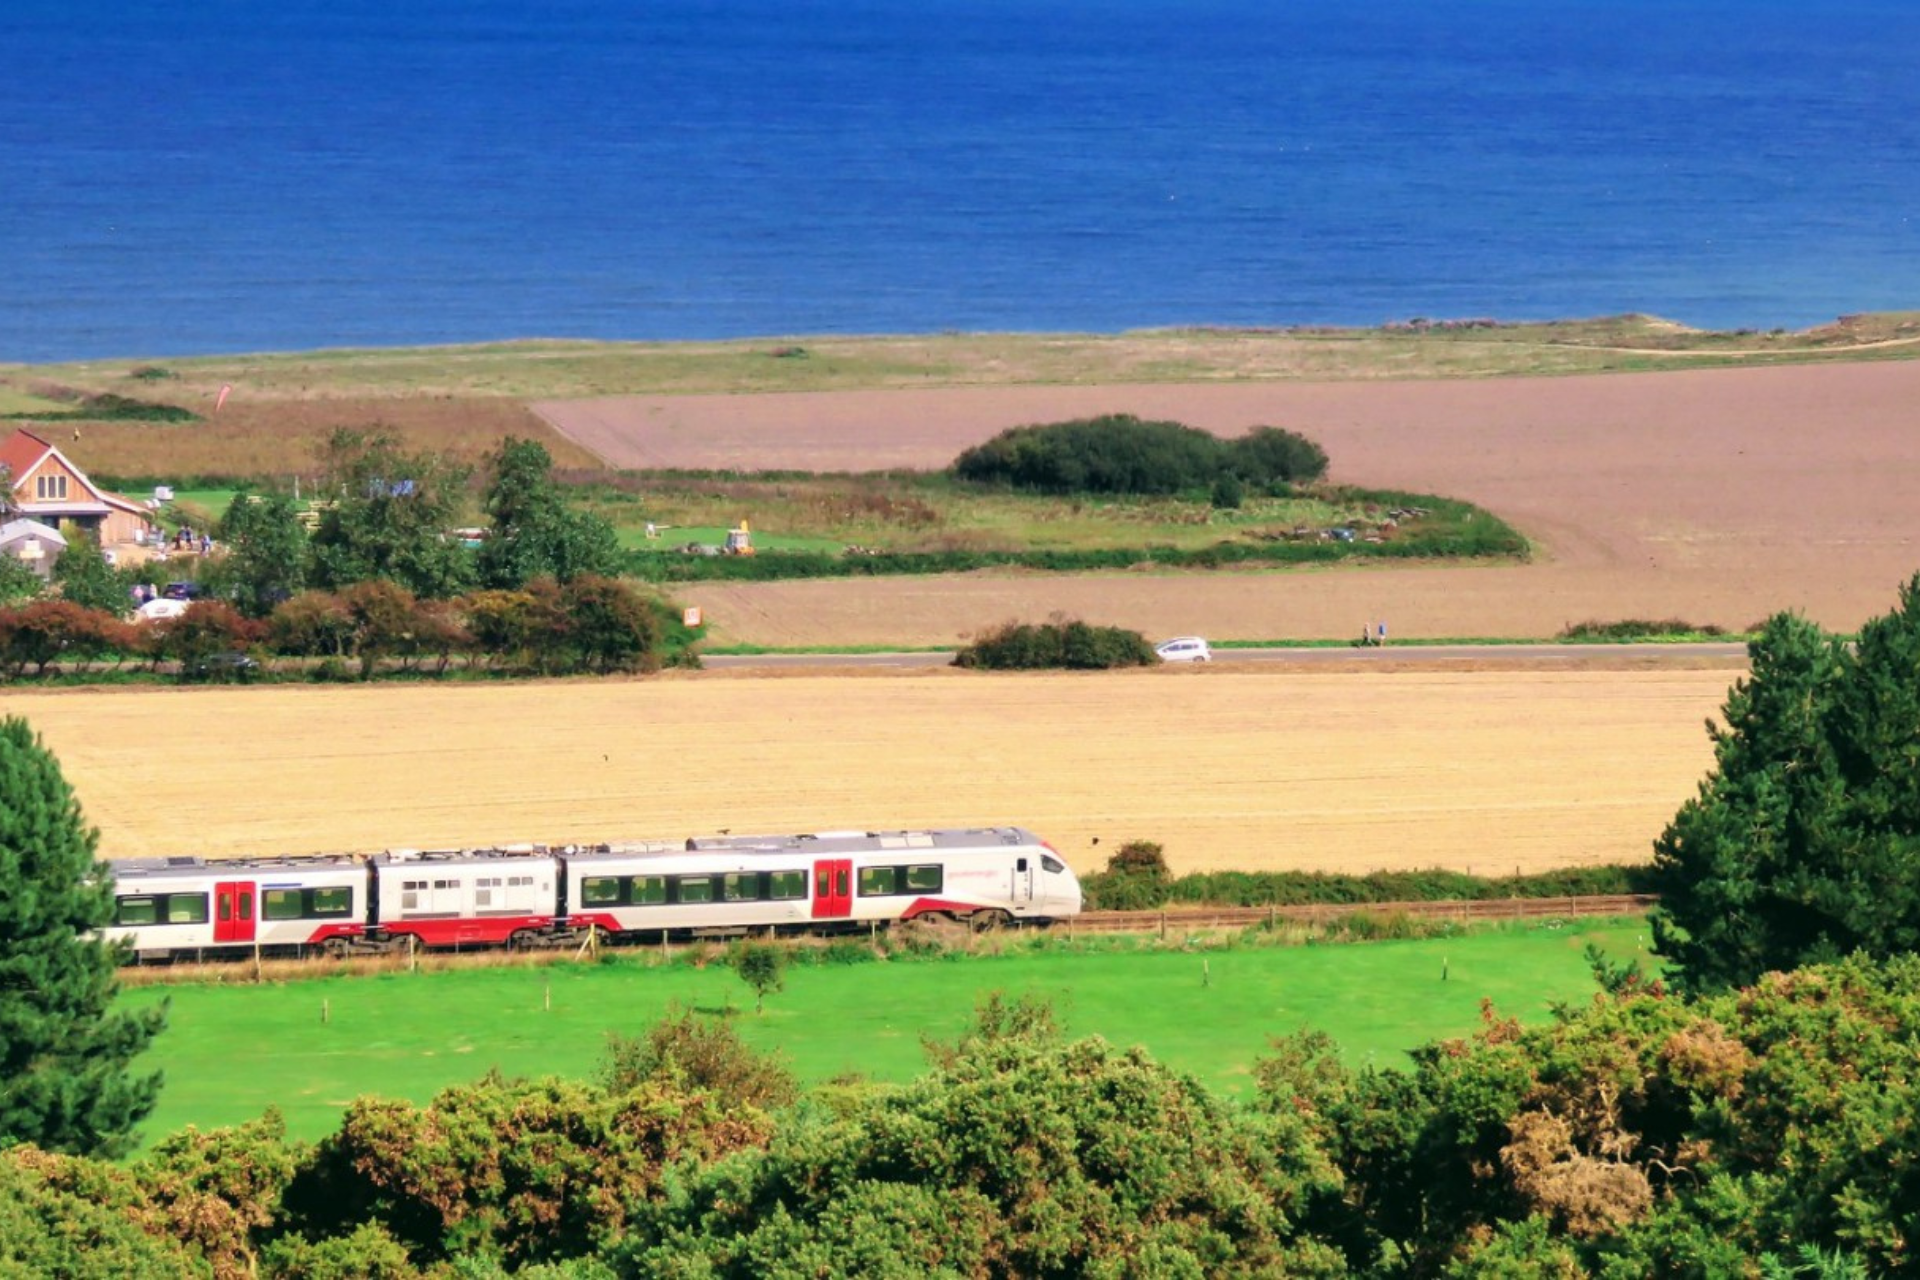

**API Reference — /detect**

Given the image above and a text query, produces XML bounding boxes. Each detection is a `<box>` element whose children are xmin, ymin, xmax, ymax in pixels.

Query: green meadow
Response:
<box><xmin>124</xmin><ymin>918</ymin><xmax>1651</xmax><ymax>1146</ymax></box>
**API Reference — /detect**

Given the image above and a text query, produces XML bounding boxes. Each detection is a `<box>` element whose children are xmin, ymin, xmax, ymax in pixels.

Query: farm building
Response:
<box><xmin>0</xmin><ymin>518</ymin><xmax>67</xmax><ymax>578</ymax></box>
<box><xmin>0</xmin><ymin>428</ymin><xmax>156</xmax><ymax>564</ymax></box>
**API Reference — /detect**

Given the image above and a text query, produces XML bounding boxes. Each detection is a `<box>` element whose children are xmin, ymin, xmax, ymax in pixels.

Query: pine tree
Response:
<box><xmin>1650</xmin><ymin>576</ymin><xmax>1920</xmax><ymax>994</ymax></box>
<box><xmin>1648</xmin><ymin>611</ymin><xmax>1850</xmax><ymax>994</ymax></box>
<box><xmin>0</xmin><ymin>716</ymin><xmax>164</xmax><ymax>1156</ymax></box>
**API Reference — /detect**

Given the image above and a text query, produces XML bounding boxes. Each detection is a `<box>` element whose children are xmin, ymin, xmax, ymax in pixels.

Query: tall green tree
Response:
<box><xmin>476</xmin><ymin>437</ymin><xmax>620</xmax><ymax>589</ymax></box>
<box><xmin>0</xmin><ymin>716</ymin><xmax>164</xmax><ymax>1156</ymax></box>
<box><xmin>307</xmin><ymin>427</ymin><xmax>474</xmax><ymax>599</ymax></box>
<box><xmin>212</xmin><ymin>491</ymin><xmax>309</xmax><ymax>618</ymax></box>
<box><xmin>49</xmin><ymin>530</ymin><xmax>134</xmax><ymax>616</ymax></box>
<box><xmin>1648</xmin><ymin>582</ymin><xmax>1920</xmax><ymax>994</ymax></box>
<box><xmin>0</xmin><ymin>553</ymin><xmax>40</xmax><ymax>606</ymax></box>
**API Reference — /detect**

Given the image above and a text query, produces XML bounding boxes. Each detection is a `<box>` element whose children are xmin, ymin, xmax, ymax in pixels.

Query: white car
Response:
<box><xmin>1155</xmin><ymin>636</ymin><xmax>1213</xmax><ymax>663</ymax></box>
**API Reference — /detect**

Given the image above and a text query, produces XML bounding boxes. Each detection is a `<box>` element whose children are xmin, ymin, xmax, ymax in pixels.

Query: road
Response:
<box><xmin>702</xmin><ymin>642</ymin><xmax>1751</xmax><ymax>671</ymax></box>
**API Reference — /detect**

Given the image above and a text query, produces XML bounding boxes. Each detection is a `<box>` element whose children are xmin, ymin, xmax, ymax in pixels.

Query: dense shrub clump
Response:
<box><xmin>952</xmin><ymin>414</ymin><xmax>1328</xmax><ymax>496</ymax></box>
<box><xmin>952</xmin><ymin>618</ymin><xmax>1157</xmax><ymax>670</ymax></box>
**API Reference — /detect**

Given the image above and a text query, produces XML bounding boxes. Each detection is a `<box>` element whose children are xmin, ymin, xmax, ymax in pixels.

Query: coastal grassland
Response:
<box><xmin>5</xmin><ymin>313</ymin><xmax>1918</xmax><ymax>413</ymax></box>
<box><xmin>586</xmin><ymin>471</ymin><xmax>1505</xmax><ymax>561</ymax></box>
<box><xmin>121</xmin><ymin>916</ymin><xmax>1648</xmax><ymax>1144</ymax></box>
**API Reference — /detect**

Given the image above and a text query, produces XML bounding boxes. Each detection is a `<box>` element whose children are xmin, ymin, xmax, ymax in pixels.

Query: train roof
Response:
<box><xmin>682</xmin><ymin>826</ymin><xmax>1041</xmax><ymax>855</ymax></box>
<box><xmin>107</xmin><ymin>853</ymin><xmax>364</xmax><ymax>880</ymax></box>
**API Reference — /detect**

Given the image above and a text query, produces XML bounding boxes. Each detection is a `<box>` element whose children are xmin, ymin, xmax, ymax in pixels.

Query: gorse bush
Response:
<box><xmin>951</xmin><ymin>414</ymin><xmax>1328</xmax><ymax>496</ymax></box>
<box><xmin>952</xmin><ymin>617</ymin><xmax>1157</xmax><ymax>670</ymax></box>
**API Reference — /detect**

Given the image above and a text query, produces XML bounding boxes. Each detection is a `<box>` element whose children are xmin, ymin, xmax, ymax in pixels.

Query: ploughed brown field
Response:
<box><xmin>536</xmin><ymin>359</ymin><xmax>1920</xmax><ymax>647</ymax></box>
<box><xmin>0</xmin><ymin>665</ymin><xmax>1733</xmax><ymax>876</ymax></box>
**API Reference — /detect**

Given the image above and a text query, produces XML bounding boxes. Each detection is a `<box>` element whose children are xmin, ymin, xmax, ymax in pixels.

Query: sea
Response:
<box><xmin>5</xmin><ymin>0</ymin><xmax>1918</xmax><ymax>362</ymax></box>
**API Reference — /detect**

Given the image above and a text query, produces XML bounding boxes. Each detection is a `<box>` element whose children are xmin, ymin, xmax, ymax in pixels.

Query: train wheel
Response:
<box><xmin>509</xmin><ymin>929</ymin><xmax>540</xmax><ymax>951</ymax></box>
<box><xmin>320</xmin><ymin>937</ymin><xmax>353</xmax><ymax>960</ymax></box>
<box><xmin>971</xmin><ymin>909</ymin><xmax>1012</xmax><ymax>933</ymax></box>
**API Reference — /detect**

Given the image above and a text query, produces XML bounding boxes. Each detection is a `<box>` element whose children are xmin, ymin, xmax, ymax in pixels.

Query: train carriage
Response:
<box><xmin>366</xmin><ymin>847</ymin><xmax>561</xmax><ymax>949</ymax></box>
<box><xmin>560</xmin><ymin>826</ymin><xmax>1081</xmax><ymax>939</ymax></box>
<box><xmin>105</xmin><ymin>855</ymin><xmax>367</xmax><ymax>960</ymax></box>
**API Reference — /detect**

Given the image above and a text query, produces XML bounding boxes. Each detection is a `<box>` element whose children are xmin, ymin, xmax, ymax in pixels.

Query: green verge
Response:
<box><xmin>121</xmin><ymin>917</ymin><xmax>1648</xmax><ymax>1147</ymax></box>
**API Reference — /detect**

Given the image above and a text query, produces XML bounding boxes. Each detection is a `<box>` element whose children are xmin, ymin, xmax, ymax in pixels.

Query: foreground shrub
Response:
<box><xmin>614</xmin><ymin>1033</ymin><xmax>1347</xmax><ymax>1277</ymax></box>
<box><xmin>598</xmin><ymin>1006</ymin><xmax>799</xmax><ymax>1110</ymax></box>
<box><xmin>953</xmin><ymin>617</ymin><xmax>1156</xmax><ymax>670</ymax></box>
<box><xmin>284</xmin><ymin>1074</ymin><xmax>772</xmax><ymax>1268</ymax></box>
<box><xmin>0</xmin><ymin>1149</ymin><xmax>205</xmax><ymax>1278</ymax></box>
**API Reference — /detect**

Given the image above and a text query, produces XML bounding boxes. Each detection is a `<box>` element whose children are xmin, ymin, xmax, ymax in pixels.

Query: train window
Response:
<box><xmin>116</xmin><ymin>896</ymin><xmax>158</xmax><ymax>926</ymax></box>
<box><xmin>264</xmin><ymin>889</ymin><xmax>303</xmax><ymax>920</ymax></box>
<box><xmin>475</xmin><ymin>885</ymin><xmax>493</xmax><ymax>908</ymax></box>
<box><xmin>1041</xmin><ymin>855</ymin><xmax>1066</xmax><ymax>874</ymax></box>
<box><xmin>677</xmin><ymin>876</ymin><xmax>715</xmax><ymax>904</ymax></box>
<box><xmin>769</xmin><ymin>870</ymin><xmax>806</xmax><ymax>900</ymax></box>
<box><xmin>218</xmin><ymin>895</ymin><xmax>232</xmax><ymax>922</ymax></box>
<box><xmin>1017</xmin><ymin>858</ymin><xmax>1028</xmax><ymax>872</ymax></box>
<box><xmin>310</xmin><ymin>888</ymin><xmax>352</xmax><ymax>918</ymax></box>
<box><xmin>238</xmin><ymin>892</ymin><xmax>253</xmax><ymax>922</ymax></box>
<box><xmin>723</xmin><ymin>873</ymin><xmax>761</xmax><ymax>902</ymax></box>
<box><xmin>402</xmin><ymin>889</ymin><xmax>419</xmax><ymax>911</ymax></box>
<box><xmin>167</xmin><ymin>894</ymin><xmax>208</xmax><ymax>924</ymax></box>
<box><xmin>905</xmin><ymin>865</ymin><xmax>942</xmax><ymax>892</ymax></box>
<box><xmin>433</xmin><ymin>879</ymin><xmax>454</xmax><ymax>891</ymax></box>
<box><xmin>858</xmin><ymin>866</ymin><xmax>898</xmax><ymax>896</ymax></box>
<box><xmin>510</xmin><ymin>875</ymin><xmax>534</xmax><ymax>888</ymax></box>
<box><xmin>633</xmin><ymin>876</ymin><xmax>666</xmax><ymax>905</ymax></box>
<box><xmin>581</xmin><ymin>877</ymin><xmax>620</xmax><ymax>905</ymax></box>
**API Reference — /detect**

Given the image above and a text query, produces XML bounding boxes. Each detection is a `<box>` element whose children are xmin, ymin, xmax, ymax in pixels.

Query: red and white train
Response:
<box><xmin>103</xmin><ymin>826</ymin><xmax>1083</xmax><ymax>961</ymax></box>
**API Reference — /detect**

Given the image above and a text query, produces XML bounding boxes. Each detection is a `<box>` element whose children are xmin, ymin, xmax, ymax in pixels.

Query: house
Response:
<box><xmin>0</xmin><ymin>518</ymin><xmax>68</xmax><ymax>579</ymax></box>
<box><xmin>0</xmin><ymin>429</ymin><xmax>157</xmax><ymax>563</ymax></box>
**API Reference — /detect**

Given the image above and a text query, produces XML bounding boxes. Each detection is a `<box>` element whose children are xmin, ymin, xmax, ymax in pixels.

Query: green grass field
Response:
<box><xmin>123</xmin><ymin>919</ymin><xmax>1651</xmax><ymax>1146</ymax></box>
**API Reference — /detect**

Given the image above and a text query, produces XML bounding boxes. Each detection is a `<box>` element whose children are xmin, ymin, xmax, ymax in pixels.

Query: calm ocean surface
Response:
<box><xmin>5</xmin><ymin>0</ymin><xmax>1918</xmax><ymax>361</ymax></box>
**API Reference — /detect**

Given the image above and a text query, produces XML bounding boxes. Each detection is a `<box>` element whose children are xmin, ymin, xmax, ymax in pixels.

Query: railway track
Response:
<box><xmin>1069</xmin><ymin>894</ymin><xmax>1656</xmax><ymax>935</ymax></box>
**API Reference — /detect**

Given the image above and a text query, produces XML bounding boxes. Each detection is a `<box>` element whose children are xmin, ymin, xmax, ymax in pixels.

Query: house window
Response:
<box><xmin>35</xmin><ymin>475</ymin><xmax>68</xmax><ymax>500</ymax></box>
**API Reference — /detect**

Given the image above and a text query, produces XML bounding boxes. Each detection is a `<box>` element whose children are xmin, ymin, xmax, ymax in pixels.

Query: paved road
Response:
<box><xmin>703</xmin><ymin>642</ymin><xmax>1751</xmax><ymax>671</ymax></box>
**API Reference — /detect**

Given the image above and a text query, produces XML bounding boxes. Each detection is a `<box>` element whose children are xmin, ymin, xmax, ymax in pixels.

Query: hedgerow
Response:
<box><xmin>1082</xmin><ymin>860</ymin><xmax>1651</xmax><ymax>911</ymax></box>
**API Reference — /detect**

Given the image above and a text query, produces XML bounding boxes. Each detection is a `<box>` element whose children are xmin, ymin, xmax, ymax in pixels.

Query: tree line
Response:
<box><xmin>0</xmin><ymin>431</ymin><xmax>693</xmax><ymax>679</ymax></box>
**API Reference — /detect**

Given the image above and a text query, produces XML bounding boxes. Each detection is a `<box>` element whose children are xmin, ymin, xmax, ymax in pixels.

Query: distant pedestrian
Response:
<box><xmin>1377</xmin><ymin>621</ymin><xmax>1389</xmax><ymax>647</ymax></box>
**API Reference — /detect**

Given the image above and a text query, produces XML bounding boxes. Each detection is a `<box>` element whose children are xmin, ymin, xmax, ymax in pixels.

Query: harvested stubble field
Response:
<box><xmin>0</xmin><ymin>664</ymin><xmax>1733</xmax><ymax>876</ymax></box>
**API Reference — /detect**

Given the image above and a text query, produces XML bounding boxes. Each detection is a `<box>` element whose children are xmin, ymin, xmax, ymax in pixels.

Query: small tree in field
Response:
<box><xmin>730</xmin><ymin>941</ymin><xmax>785</xmax><ymax>1014</ymax></box>
<box><xmin>0</xmin><ymin>716</ymin><xmax>165</xmax><ymax>1156</ymax></box>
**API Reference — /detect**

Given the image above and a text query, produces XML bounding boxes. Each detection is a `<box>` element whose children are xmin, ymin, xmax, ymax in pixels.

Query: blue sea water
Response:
<box><xmin>4</xmin><ymin>0</ymin><xmax>1918</xmax><ymax>361</ymax></box>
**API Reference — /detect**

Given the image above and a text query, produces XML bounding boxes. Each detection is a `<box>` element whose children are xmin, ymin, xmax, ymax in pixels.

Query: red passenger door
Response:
<box><xmin>812</xmin><ymin>859</ymin><xmax>852</xmax><ymax>920</ymax></box>
<box><xmin>213</xmin><ymin>881</ymin><xmax>256</xmax><ymax>944</ymax></box>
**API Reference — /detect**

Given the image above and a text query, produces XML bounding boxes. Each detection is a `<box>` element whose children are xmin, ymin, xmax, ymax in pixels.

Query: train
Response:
<box><xmin>102</xmin><ymin>826</ymin><xmax>1083</xmax><ymax>961</ymax></box>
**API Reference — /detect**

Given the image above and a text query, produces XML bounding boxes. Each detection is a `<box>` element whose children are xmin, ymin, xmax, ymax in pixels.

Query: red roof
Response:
<box><xmin>0</xmin><ymin>429</ymin><xmax>54</xmax><ymax>481</ymax></box>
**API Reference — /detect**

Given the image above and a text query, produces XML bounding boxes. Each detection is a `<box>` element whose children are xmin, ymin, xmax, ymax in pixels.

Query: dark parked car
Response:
<box><xmin>162</xmin><ymin>581</ymin><xmax>205</xmax><ymax>601</ymax></box>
